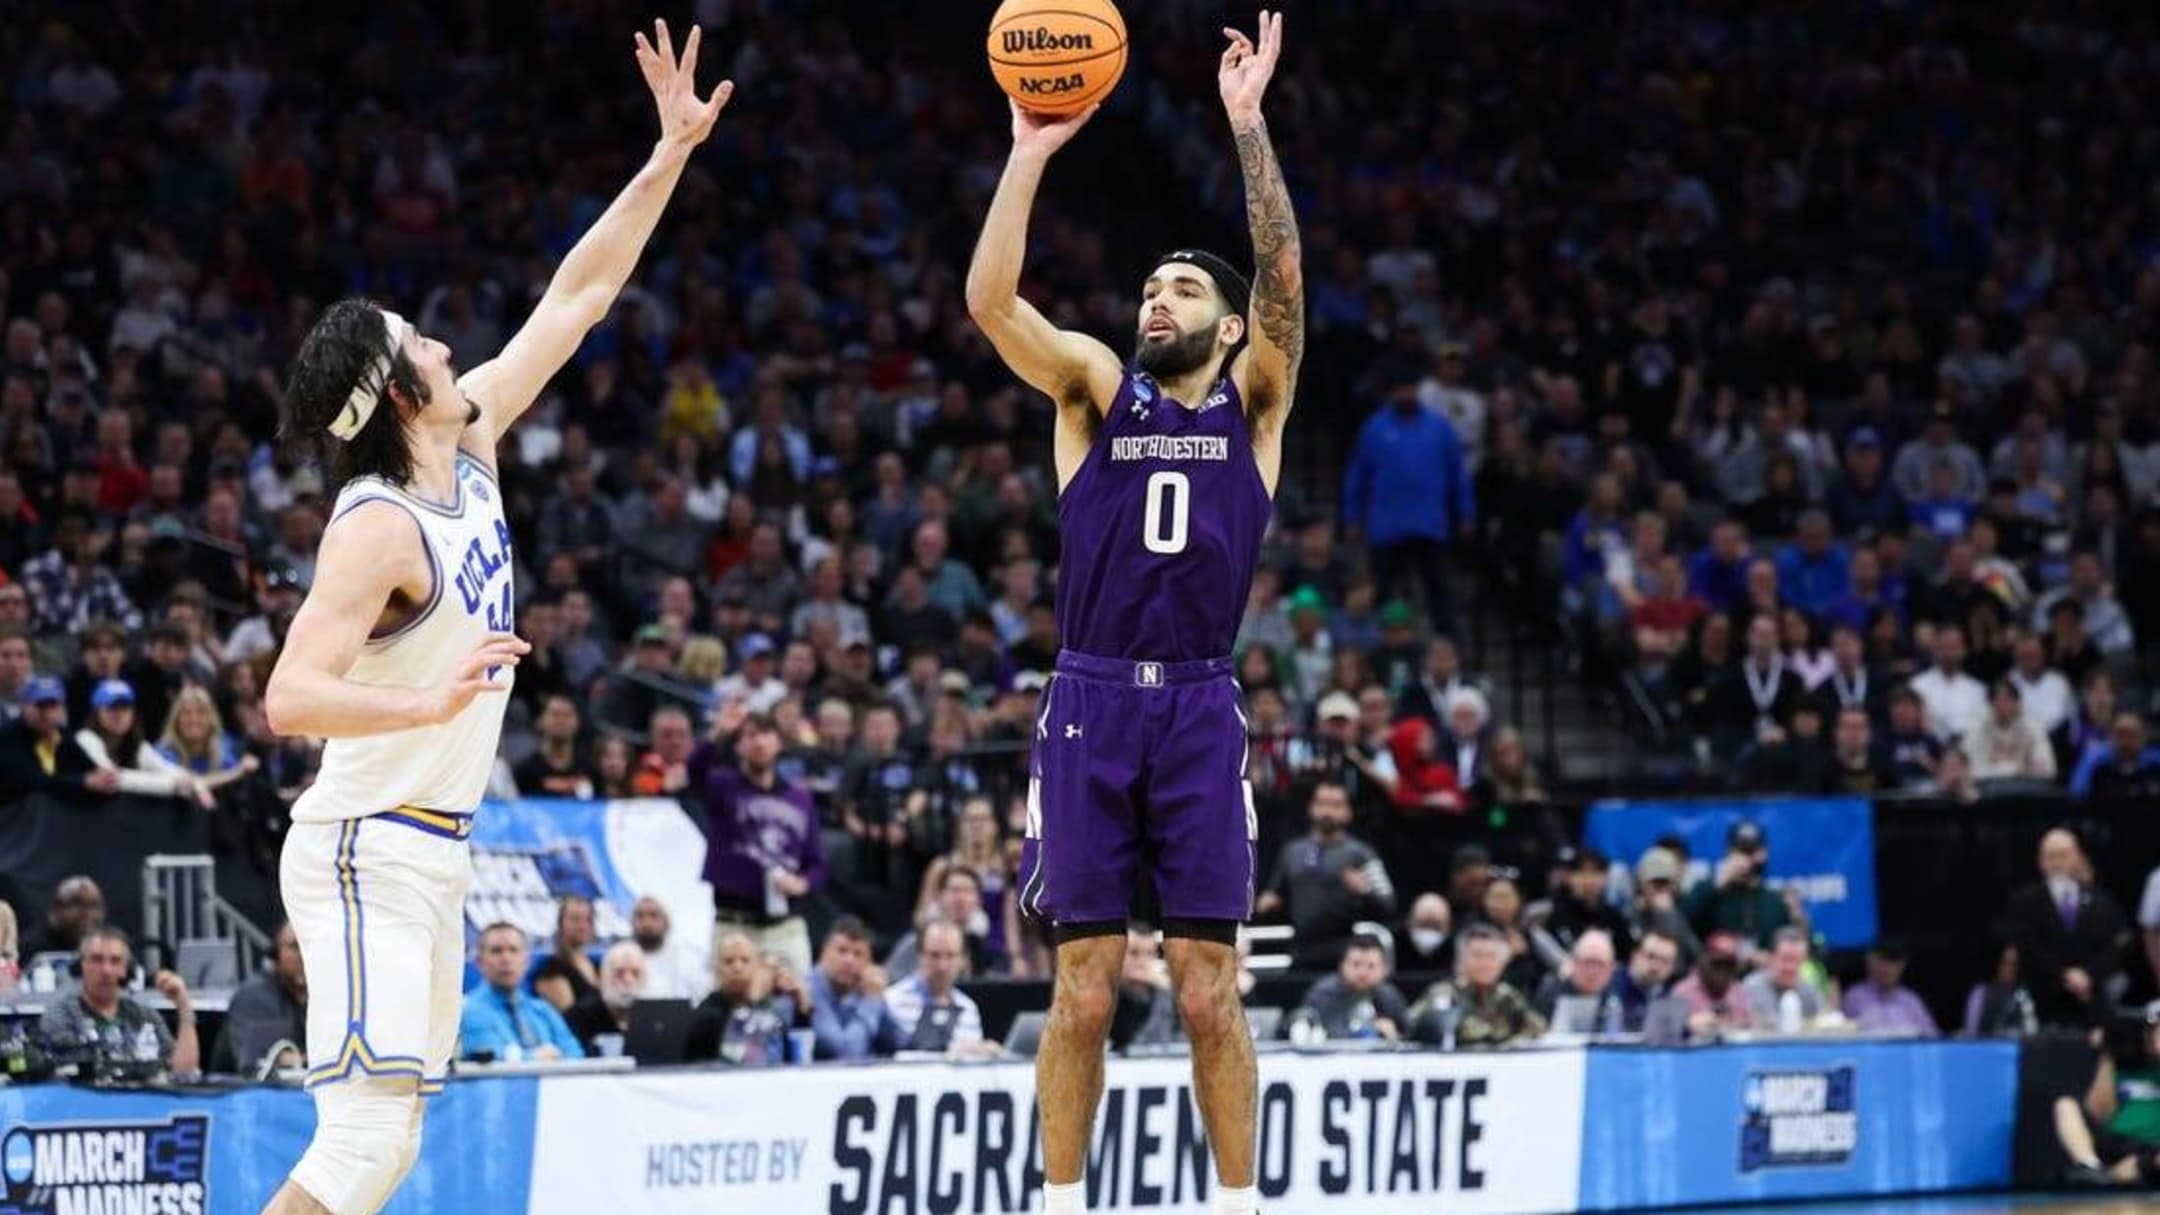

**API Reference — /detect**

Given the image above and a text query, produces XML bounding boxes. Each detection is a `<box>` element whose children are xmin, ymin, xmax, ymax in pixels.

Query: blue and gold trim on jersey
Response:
<box><xmin>305</xmin><ymin>818</ymin><xmax>431</xmax><ymax>1089</ymax></box>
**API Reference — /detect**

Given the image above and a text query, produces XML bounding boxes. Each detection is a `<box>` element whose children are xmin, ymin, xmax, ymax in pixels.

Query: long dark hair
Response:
<box><xmin>280</xmin><ymin>299</ymin><xmax>431</xmax><ymax>490</ymax></box>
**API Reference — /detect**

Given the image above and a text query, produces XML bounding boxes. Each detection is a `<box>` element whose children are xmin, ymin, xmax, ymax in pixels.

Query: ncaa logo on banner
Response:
<box><xmin>2</xmin><ymin>1114</ymin><xmax>211</xmax><ymax>1214</ymax></box>
<box><xmin>1740</xmin><ymin>1066</ymin><xmax>1857</xmax><ymax>1172</ymax></box>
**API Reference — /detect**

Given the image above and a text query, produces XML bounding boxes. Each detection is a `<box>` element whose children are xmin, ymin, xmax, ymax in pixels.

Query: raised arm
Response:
<box><xmin>965</xmin><ymin>103</ymin><xmax>1123</xmax><ymax>415</ymax></box>
<box><xmin>1220</xmin><ymin>11</ymin><xmax>1305</xmax><ymax>433</ymax></box>
<box><xmin>264</xmin><ymin>502</ymin><xmax>528</xmax><ymax>738</ymax></box>
<box><xmin>460</xmin><ymin>20</ymin><xmax>733</xmax><ymax>443</ymax></box>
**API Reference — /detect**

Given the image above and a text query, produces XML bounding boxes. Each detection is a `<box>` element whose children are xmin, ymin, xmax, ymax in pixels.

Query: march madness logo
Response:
<box><xmin>1</xmin><ymin>1115</ymin><xmax>210</xmax><ymax>1215</ymax></box>
<box><xmin>1740</xmin><ymin>1066</ymin><xmax>1857</xmax><ymax>1172</ymax></box>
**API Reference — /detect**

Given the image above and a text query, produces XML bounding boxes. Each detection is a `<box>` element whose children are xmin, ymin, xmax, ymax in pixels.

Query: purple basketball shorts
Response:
<box><xmin>1016</xmin><ymin>651</ymin><xmax>1257</xmax><ymax>926</ymax></box>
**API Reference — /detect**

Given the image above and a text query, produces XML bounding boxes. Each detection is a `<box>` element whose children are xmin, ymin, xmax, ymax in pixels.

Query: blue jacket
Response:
<box><xmin>2069</xmin><ymin>745</ymin><xmax>2160</xmax><ymax>798</ymax></box>
<box><xmin>1776</xmin><ymin>544</ymin><xmax>1852</xmax><ymax>617</ymax></box>
<box><xmin>1342</xmin><ymin>404</ymin><xmax>1474</xmax><ymax>548</ymax></box>
<box><xmin>460</xmin><ymin>985</ymin><xmax>586</xmax><ymax>1060</ymax></box>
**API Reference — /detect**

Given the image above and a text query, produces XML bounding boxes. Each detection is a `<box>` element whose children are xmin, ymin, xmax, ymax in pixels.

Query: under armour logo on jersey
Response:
<box><xmin>1065</xmin><ymin>724</ymin><xmax>1083</xmax><ymax>739</ymax></box>
<box><xmin>1135</xmin><ymin>662</ymin><xmax>1164</xmax><ymax>687</ymax></box>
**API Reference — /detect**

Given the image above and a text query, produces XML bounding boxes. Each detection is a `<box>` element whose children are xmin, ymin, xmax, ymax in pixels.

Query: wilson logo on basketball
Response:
<box><xmin>1002</xmin><ymin>27</ymin><xmax>1096</xmax><ymax>54</ymax></box>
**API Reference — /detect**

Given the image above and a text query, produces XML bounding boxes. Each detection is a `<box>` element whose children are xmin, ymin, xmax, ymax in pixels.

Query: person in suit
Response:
<box><xmin>1807</xmin><ymin>624</ymin><xmax>1886</xmax><ymax>727</ymax></box>
<box><xmin>1707</xmin><ymin>614</ymin><xmax>1801</xmax><ymax>757</ymax></box>
<box><xmin>2004</xmin><ymin>828</ymin><xmax>2131</xmax><ymax>1028</ymax></box>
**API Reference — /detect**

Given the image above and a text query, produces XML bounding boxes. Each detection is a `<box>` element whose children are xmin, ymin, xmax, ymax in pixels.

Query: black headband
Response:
<box><xmin>1155</xmin><ymin>249</ymin><xmax>1252</xmax><ymax>323</ymax></box>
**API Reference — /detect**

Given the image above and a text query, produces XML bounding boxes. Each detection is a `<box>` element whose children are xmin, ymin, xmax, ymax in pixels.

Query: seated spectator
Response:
<box><xmin>1482</xmin><ymin>874</ymin><xmax>1560</xmax><ymax>993</ymax></box>
<box><xmin>1907</xmin><ymin>459</ymin><xmax>1977</xmax><ymax>542</ymax></box>
<box><xmin>1819</xmin><ymin>706</ymin><xmax>1896</xmax><ymax>794</ymax></box>
<box><xmin>1290</xmin><ymin>933</ymin><xmax>1410</xmax><ymax>1042</ymax></box>
<box><xmin>1910</xmin><ymin>625</ymin><xmax>1988</xmax><ymax>744</ymax></box>
<box><xmin>1671</xmin><ymin>931</ymin><xmax>1755</xmax><ymax>1037</ymax></box>
<box><xmin>1741</xmin><ymin>926</ymin><xmax>1829</xmax><ymax>1030</ymax></box>
<box><xmin>1393</xmin><ymin>892</ymin><xmax>1453</xmax><ymax>976</ymax></box>
<box><xmin>74</xmin><ymin>679</ymin><xmax>213</xmax><ymax>807</ymax></box>
<box><xmin>2046</xmin><ymin>600</ymin><xmax>2105</xmax><ymax>691</ymax></box>
<box><xmin>460</xmin><ymin>923</ymin><xmax>585</xmax><ymax>1061</ymax></box>
<box><xmin>1543</xmin><ymin>848</ymin><xmax>1633</xmax><ymax>957</ymax></box>
<box><xmin>22</xmin><ymin>876</ymin><xmax>107</xmax><ymax>960</ymax></box>
<box><xmin>1707</xmin><ymin>614</ymin><xmax>1800</xmax><ymax>756</ymax></box>
<box><xmin>1440</xmin><ymin>687</ymin><xmax>1492</xmax><ymax>789</ymax></box>
<box><xmin>2034</xmin><ymin>549</ymin><xmax>2136</xmax><ymax>656</ymax></box>
<box><xmin>1962</xmin><ymin>939</ymin><xmax>2034</xmax><ymax>1037</ymax></box>
<box><xmin>1629</xmin><ymin>849</ymin><xmax>1702</xmax><ymax>966</ymax></box>
<box><xmin>808</xmin><ymin>917</ymin><xmax>901</xmax><ymax>1060</ymax></box>
<box><xmin>1384</xmin><ymin>718</ymin><xmax>1464</xmax><ymax>812</ymax></box>
<box><xmin>155</xmin><ymin>685</ymin><xmax>259</xmax><ymax>793</ymax></box>
<box><xmin>1930</xmin><ymin>744</ymin><xmax>1985</xmax><ymax>803</ymax></box>
<box><xmin>210</xmin><ymin>920</ymin><xmax>307</xmax><ymax>1075</ymax></box>
<box><xmin>0</xmin><ymin>676</ymin><xmax>120</xmax><ymax>802</ymax></box>
<box><xmin>630</xmin><ymin>896</ymin><xmax>709</xmax><ymax>1002</ymax></box>
<box><xmin>2007</xmin><ymin>633</ymin><xmax>2075</xmax><ymax>742</ymax></box>
<box><xmin>911</xmin><ymin>798</ymin><xmax>1020</xmax><ymax>973</ymax></box>
<box><xmin>2005</xmin><ymin>828</ymin><xmax>2129</xmax><ymax>1029</ymax></box>
<box><xmin>513</xmin><ymin>694</ymin><xmax>598</xmax><ymax>799</ymax></box>
<box><xmin>1775</xmin><ymin>510</ymin><xmax>1851</xmax><ymax>618</ymax></box>
<box><xmin>1840</xmin><ymin>940</ymin><xmax>1937</xmax><ymax>1037</ymax></box>
<box><xmin>530</xmin><ymin>895</ymin><xmax>602</xmax><ymax>1012</ymax></box>
<box><xmin>1395</xmin><ymin>636</ymin><xmax>1486</xmax><ymax>735</ymax></box>
<box><xmin>2050</xmin><ymin>1008</ymin><xmax>2160</xmax><ymax>1188</ymax></box>
<box><xmin>2069</xmin><ymin>712</ymin><xmax>2160</xmax><ymax>800</ymax></box>
<box><xmin>1254</xmin><ymin>779</ymin><xmax>1398</xmax><ymax>969</ymax></box>
<box><xmin>564</xmin><ymin>942</ymin><xmax>647</xmax><ymax>1055</ymax></box>
<box><xmin>1112</xmin><ymin>926</ymin><xmax>1180</xmax><ymax>1051</ymax></box>
<box><xmin>1629</xmin><ymin>552</ymin><xmax>1707</xmax><ymax>667</ymax></box>
<box><xmin>632</xmin><ymin>705</ymin><xmax>696</xmax><ymax>797</ymax></box>
<box><xmin>687</xmin><ymin>931</ymin><xmax>808</xmax><ymax>1065</ymax></box>
<box><xmin>1684</xmin><ymin>821</ymin><xmax>1792</xmax><ymax>954</ymax></box>
<box><xmin>889</xmin><ymin>864</ymin><xmax>1000</xmax><ymax>979</ymax></box>
<box><xmin>1883</xmin><ymin>687</ymin><xmax>1945</xmax><ymax>786</ymax></box>
<box><xmin>1967</xmin><ymin>680</ymin><xmax>2058</xmax><ymax>782</ymax></box>
<box><xmin>1533</xmin><ymin>929</ymin><xmax>1622</xmax><ymax>1031</ymax></box>
<box><xmin>1611</xmin><ymin>928</ymin><xmax>1682</xmax><ymax>1031</ymax></box>
<box><xmin>885</xmin><ymin>921</ymin><xmax>995</xmax><ymax>1057</ymax></box>
<box><xmin>1481</xmin><ymin>725</ymin><xmax>1548</xmax><ymax>807</ymax></box>
<box><xmin>1737</xmin><ymin>702</ymin><xmax>1829</xmax><ymax>794</ymax></box>
<box><xmin>1807</xmin><ymin>625</ymin><xmax>1885</xmax><ymax>725</ymax></box>
<box><xmin>38</xmin><ymin>926</ymin><xmax>199</xmax><ymax>1075</ymax></box>
<box><xmin>1408</xmin><ymin>924</ymin><xmax>1545</xmax><ymax>1049</ymax></box>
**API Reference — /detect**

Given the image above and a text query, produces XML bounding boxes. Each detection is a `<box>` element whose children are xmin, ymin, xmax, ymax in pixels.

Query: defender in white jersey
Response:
<box><xmin>258</xmin><ymin>22</ymin><xmax>732</xmax><ymax>1215</ymax></box>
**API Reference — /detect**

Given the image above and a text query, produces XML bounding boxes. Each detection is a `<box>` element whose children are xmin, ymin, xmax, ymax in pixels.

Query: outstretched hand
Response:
<box><xmin>1219</xmin><ymin>10</ymin><xmax>1285</xmax><ymax>122</ymax></box>
<box><xmin>635</xmin><ymin>19</ymin><xmax>734</xmax><ymax>150</ymax></box>
<box><xmin>1009</xmin><ymin>99</ymin><xmax>1099</xmax><ymax>159</ymax></box>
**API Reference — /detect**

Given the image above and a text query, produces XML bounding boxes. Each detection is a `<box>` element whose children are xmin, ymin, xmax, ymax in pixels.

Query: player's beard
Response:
<box><xmin>1134</xmin><ymin>322</ymin><xmax>1219</xmax><ymax>378</ymax></box>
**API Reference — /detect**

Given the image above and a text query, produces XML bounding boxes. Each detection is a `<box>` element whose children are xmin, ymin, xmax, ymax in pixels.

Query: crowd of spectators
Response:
<box><xmin>10</xmin><ymin>10</ymin><xmax>2160</xmax><ymax>1190</ymax></box>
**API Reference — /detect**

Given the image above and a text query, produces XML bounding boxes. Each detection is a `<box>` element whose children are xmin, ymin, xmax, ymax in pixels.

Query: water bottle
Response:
<box><xmin>1348</xmin><ymin>999</ymin><xmax>1377</xmax><ymax>1041</ymax></box>
<box><xmin>1601</xmin><ymin>998</ymin><xmax>1622</xmax><ymax>1038</ymax></box>
<box><xmin>1778</xmin><ymin>989</ymin><xmax>1803</xmax><ymax>1034</ymax></box>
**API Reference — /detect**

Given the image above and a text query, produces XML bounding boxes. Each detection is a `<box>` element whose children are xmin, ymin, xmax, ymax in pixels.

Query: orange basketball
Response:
<box><xmin>987</xmin><ymin>0</ymin><xmax>1128</xmax><ymax>117</ymax></box>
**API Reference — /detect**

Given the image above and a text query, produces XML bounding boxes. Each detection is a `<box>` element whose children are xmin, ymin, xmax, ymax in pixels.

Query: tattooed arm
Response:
<box><xmin>1220</xmin><ymin>10</ymin><xmax>1305</xmax><ymax>434</ymax></box>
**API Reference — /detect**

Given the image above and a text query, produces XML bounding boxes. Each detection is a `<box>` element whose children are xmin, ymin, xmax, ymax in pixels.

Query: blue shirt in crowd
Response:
<box><xmin>1342</xmin><ymin>403</ymin><xmax>1474</xmax><ymax>548</ymax></box>
<box><xmin>460</xmin><ymin>984</ymin><xmax>586</xmax><ymax>1060</ymax></box>
<box><xmin>807</xmin><ymin>968</ymin><xmax>902</xmax><ymax>1061</ymax></box>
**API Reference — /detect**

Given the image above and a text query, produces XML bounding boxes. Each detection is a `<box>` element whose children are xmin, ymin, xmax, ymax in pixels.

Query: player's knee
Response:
<box><xmin>1055</xmin><ymin>979</ymin><xmax>1117</xmax><ymax>1039</ymax></box>
<box><xmin>290</xmin><ymin>1079</ymin><xmax>421</xmax><ymax>1215</ymax></box>
<box><xmin>1174</xmin><ymin>977</ymin><xmax>1240</xmax><ymax>1043</ymax></box>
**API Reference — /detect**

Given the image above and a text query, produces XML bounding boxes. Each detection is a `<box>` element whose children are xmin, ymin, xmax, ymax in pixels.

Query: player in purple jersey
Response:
<box><xmin>965</xmin><ymin>13</ymin><xmax>1304</xmax><ymax>1215</ymax></box>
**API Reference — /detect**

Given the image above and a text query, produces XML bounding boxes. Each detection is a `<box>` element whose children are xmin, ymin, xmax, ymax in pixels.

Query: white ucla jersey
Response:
<box><xmin>291</xmin><ymin>450</ymin><xmax>515</xmax><ymax>823</ymax></box>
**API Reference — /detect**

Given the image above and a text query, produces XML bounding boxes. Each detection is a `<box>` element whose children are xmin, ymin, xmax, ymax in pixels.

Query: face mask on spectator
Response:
<box><xmin>1409</xmin><ymin>928</ymin><xmax>1446</xmax><ymax>955</ymax></box>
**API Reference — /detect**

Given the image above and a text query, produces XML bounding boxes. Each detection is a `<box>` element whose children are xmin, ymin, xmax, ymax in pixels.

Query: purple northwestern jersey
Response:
<box><xmin>1056</xmin><ymin>370</ymin><xmax>1271</xmax><ymax>661</ymax></box>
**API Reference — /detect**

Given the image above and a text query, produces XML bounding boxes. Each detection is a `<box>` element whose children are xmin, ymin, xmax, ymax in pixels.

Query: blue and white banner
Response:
<box><xmin>0</xmin><ymin>1075</ymin><xmax>537</xmax><ymax>1214</ymax></box>
<box><xmin>1577</xmin><ymin>1040</ymin><xmax>2017</xmax><ymax>1209</ymax></box>
<box><xmin>466</xmin><ymin>797</ymin><xmax>713</xmax><ymax>965</ymax></box>
<box><xmin>1583</xmin><ymin>797</ymin><xmax>1879</xmax><ymax>948</ymax></box>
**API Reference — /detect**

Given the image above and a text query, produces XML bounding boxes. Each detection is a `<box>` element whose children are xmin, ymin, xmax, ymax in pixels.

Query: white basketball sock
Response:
<box><xmin>1043</xmin><ymin>1180</ymin><xmax>1086</xmax><ymax>1214</ymax></box>
<box><xmin>1215</xmin><ymin>1182</ymin><xmax>1259</xmax><ymax>1214</ymax></box>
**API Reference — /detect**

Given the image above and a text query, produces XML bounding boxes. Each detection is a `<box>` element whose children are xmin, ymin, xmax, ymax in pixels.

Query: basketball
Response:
<box><xmin>987</xmin><ymin>0</ymin><xmax>1128</xmax><ymax>117</ymax></box>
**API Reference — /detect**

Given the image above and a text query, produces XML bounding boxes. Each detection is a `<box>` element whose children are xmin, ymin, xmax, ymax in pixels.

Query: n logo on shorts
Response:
<box><xmin>1135</xmin><ymin>662</ymin><xmax>1163</xmax><ymax>687</ymax></box>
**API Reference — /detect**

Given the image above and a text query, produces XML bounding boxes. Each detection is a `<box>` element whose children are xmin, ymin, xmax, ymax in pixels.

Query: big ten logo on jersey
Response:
<box><xmin>465</xmin><ymin>844</ymin><xmax>631</xmax><ymax>951</ymax></box>
<box><xmin>453</xmin><ymin>519</ymin><xmax>516</xmax><ymax>631</ymax></box>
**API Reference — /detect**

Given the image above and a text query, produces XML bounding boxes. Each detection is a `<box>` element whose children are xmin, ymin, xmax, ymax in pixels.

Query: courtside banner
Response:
<box><xmin>467</xmin><ymin>797</ymin><xmax>714</xmax><ymax>964</ymax></box>
<box><xmin>528</xmin><ymin>1048</ymin><xmax>1586</xmax><ymax>1215</ymax></box>
<box><xmin>0</xmin><ymin>1074</ymin><xmax>538</xmax><ymax>1213</ymax></box>
<box><xmin>1577</xmin><ymin>1039</ymin><xmax>2017</xmax><ymax>1210</ymax></box>
<box><xmin>1582</xmin><ymin>797</ymin><xmax>1879</xmax><ymax>948</ymax></box>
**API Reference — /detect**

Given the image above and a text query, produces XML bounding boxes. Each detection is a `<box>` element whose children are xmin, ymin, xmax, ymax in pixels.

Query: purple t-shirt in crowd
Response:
<box><xmin>690</xmin><ymin>745</ymin><xmax>827</xmax><ymax>919</ymax></box>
